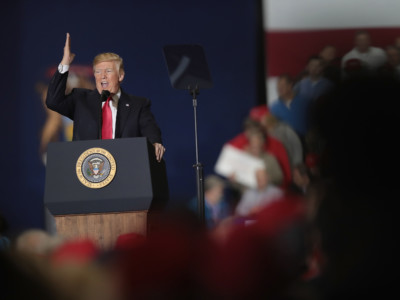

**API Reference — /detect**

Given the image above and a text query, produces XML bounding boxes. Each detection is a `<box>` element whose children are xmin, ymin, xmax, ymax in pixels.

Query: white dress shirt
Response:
<box><xmin>341</xmin><ymin>46</ymin><xmax>387</xmax><ymax>70</ymax></box>
<box><xmin>235</xmin><ymin>184</ymin><xmax>284</xmax><ymax>216</ymax></box>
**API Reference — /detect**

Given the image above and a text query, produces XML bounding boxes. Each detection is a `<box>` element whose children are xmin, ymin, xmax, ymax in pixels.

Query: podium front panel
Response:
<box><xmin>44</xmin><ymin>137</ymin><xmax>168</xmax><ymax>215</ymax></box>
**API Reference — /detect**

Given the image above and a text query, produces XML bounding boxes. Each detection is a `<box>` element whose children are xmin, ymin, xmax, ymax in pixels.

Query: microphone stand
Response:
<box><xmin>162</xmin><ymin>44</ymin><xmax>212</xmax><ymax>226</ymax></box>
<box><xmin>191</xmin><ymin>87</ymin><xmax>205</xmax><ymax>225</ymax></box>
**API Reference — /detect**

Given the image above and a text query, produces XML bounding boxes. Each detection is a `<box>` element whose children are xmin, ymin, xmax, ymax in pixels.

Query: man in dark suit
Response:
<box><xmin>46</xmin><ymin>33</ymin><xmax>165</xmax><ymax>161</ymax></box>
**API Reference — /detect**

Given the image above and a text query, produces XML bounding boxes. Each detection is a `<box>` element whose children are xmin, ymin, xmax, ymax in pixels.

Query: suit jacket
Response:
<box><xmin>46</xmin><ymin>70</ymin><xmax>162</xmax><ymax>143</ymax></box>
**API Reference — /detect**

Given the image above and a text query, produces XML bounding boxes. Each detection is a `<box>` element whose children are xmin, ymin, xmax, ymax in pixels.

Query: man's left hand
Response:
<box><xmin>153</xmin><ymin>143</ymin><xmax>166</xmax><ymax>162</ymax></box>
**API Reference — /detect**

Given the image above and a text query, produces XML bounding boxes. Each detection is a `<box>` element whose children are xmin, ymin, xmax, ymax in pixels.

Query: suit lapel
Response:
<box><xmin>89</xmin><ymin>90</ymin><xmax>102</xmax><ymax>139</ymax></box>
<box><xmin>116</xmin><ymin>90</ymin><xmax>133</xmax><ymax>138</ymax></box>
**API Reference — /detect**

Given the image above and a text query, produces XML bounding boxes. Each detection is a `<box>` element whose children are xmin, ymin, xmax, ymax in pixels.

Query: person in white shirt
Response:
<box><xmin>235</xmin><ymin>168</ymin><xmax>283</xmax><ymax>217</ymax></box>
<box><xmin>341</xmin><ymin>30</ymin><xmax>387</xmax><ymax>78</ymax></box>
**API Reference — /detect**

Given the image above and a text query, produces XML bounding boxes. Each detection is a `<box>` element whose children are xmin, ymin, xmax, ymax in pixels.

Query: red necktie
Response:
<box><xmin>102</xmin><ymin>96</ymin><xmax>113</xmax><ymax>139</ymax></box>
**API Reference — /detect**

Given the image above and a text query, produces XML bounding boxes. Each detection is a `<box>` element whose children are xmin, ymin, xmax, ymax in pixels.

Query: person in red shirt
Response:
<box><xmin>227</xmin><ymin>104</ymin><xmax>292</xmax><ymax>187</ymax></box>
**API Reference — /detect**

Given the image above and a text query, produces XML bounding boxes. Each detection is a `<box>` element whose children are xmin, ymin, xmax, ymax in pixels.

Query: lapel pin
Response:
<box><xmin>126</xmin><ymin>104</ymin><xmax>130</xmax><ymax>107</ymax></box>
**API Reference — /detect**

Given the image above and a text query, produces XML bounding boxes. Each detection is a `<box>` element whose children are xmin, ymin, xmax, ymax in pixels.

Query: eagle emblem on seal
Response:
<box><xmin>87</xmin><ymin>157</ymin><xmax>105</xmax><ymax>179</ymax></box>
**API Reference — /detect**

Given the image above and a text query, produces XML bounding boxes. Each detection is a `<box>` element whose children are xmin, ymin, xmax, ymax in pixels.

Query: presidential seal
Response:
<box><xmin>76</xmin><ymin>147</ymin><xmax>116</xmax><ymax>189</ymax></box>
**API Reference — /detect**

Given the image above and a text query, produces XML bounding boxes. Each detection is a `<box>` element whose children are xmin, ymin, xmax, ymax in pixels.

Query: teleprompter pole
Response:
<box><xmin>191</xmin><ymin>88</ymin><xmax>205</xmax><ymax>224</ymax></box>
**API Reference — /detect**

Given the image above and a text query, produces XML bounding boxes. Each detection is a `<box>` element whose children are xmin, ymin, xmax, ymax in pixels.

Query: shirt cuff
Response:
<box><xmin>58</xmin><ymin>64</ymin><xmax>70</xmax><ymax>74</ymax></box>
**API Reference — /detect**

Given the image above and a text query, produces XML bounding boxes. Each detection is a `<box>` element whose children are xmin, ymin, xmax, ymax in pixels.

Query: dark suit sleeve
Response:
<box><xmin>139</xmin><ymin>98</ymin><xmax>162</xmax><ymax>144</ymax></box>
<box><xmin>45</xmin><ymin>70</ymin><xmax>76</xmax><ymax>120</ymax></box>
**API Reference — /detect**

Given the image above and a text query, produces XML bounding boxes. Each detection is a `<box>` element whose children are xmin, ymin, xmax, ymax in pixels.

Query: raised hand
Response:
<box><xmin>61</xmin><ymin>32</ymin><xmax>75</xmax><ymax>65</ymax></box>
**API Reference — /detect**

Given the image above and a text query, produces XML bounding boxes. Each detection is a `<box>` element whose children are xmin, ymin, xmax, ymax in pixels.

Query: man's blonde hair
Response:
<box><xmin>93</xmin><ymin>52</ymin><xmax>124</xmax><ymax>74</ymax></box>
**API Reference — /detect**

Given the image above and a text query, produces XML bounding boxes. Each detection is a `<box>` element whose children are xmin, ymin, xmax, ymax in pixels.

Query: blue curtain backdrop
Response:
<box><xmin>1</xmin><ymin>0</ymin><xmax>262</xmax><ymax>235</ymax></box>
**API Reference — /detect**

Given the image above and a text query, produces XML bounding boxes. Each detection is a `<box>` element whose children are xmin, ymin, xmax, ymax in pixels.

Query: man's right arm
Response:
<box><xmin>45</xmin><ymin>33</ymin><xmax>76</xmax><ymax>119</ymax></box>
<box><xmin>45</xmin><ymin>68</ymin><xmax>75</xmax><ymax>120</ymax></box>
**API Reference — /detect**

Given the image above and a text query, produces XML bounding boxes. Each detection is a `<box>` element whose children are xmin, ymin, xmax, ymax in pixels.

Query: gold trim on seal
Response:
<box><xmin>76</xmin><ymin>147</ymin><xmax>116</xmax><ymax>189</ymax></box>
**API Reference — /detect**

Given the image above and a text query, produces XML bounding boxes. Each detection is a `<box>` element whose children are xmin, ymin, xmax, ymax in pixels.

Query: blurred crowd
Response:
<box><xmin>189</xmin><ymin>29</ymin><xmax>400</xmax><ymax>231</ymax></box>
<box><xmin>1</xmin><ymin>29</ymin><xmax>398</xmax><ymax>299</ymax></box>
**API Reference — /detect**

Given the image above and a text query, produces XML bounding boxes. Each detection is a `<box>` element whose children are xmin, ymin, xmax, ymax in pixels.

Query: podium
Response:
<box><xmin>44</xmin><ymin>137</ymin><xmax>169</xmax><ymax>249</ymax></box>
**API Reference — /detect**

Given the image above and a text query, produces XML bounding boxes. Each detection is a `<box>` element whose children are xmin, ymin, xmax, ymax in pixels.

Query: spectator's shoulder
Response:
<box><xmin>0</xmin><ymin>236</ymin><xmax>10</xmax><ymax>250</ymax></box>
<box><xmin>371</xmin><ymin>46</ymin><xmax>386</xmax><ymax>56</ymax></box>
<box><xmin>322</xmin><ymin>77</ymin><xmax>334</xmax><ymax>86</ymax></box>
<box><xmin>187</xmin><ymin>196</ymin><xmax>198</xmax><ymax>212</ymax></box>
<box><xmin>269</xmin><ymin>98</ymin><xmax>282</xmax><ymax>108</ymax></box>
<box><xmin>294</xmin><ymin>93</ymin><xmax>310</xmax><ymax>103</ymax></box>
<box><xmin>269</xmin><ymin>184</ymin><xmax>284</xmax><ymax>196</ymax></box>
<box><xmin>341</xmin><ymin>48</ymin><xmax>357</xmax><ymax>63</ymax></box>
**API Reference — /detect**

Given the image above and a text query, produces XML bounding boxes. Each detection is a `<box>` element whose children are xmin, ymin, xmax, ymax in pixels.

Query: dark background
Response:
<box><xmin>0</xmin><ymin>0</ymin><xmax>265</xmax><ymax>235</ymax></box>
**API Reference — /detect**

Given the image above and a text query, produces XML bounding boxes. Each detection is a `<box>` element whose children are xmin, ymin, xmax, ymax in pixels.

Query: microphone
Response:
<box><xmin>100</xmin><ymin>90</ymin><xmax>111</xmax><ymax>102</ymax></box>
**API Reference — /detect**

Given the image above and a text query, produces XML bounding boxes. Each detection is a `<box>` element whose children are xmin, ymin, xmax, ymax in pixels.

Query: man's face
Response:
<box><xmin>355</xmin><ymin>33</ymin><xmax>371</xmax><ymax>52</ymax></box>
<box><xmin>320</xmin><ymin>46</ymin><xmax>336</xmax><ymax>62</ymax></box>
<box><xmin>205</xmin><ymin>184</ymin><xmax>224</xmax><ymax>206</ymax></box>
<box><xmin>395</xmin><ymin>37</ymin><xmax>400</xmax><ymax>48</ymax></box>
<box><xmin>277</xmin><ymin>78</ymin><xmax>292</xmax><ymax>98</ymax></box>
<box><xmin>386</xmin><ymin>47</ymin><xmax>400</xmax><ymax>66</ymax></box>
<box><xmin>247</xmin><ymin>133</ymin><xmax>264</xmax><ymax>157</ymax></box>
<box><xmin>94</xmin><ymin>61</ymin><xmax>125</xmax><ymax>95</ymax></box>
<box><xmin>307</xmin><ymin>59</ymin><xmax>323</xmax><ymax>77</ymax></box>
